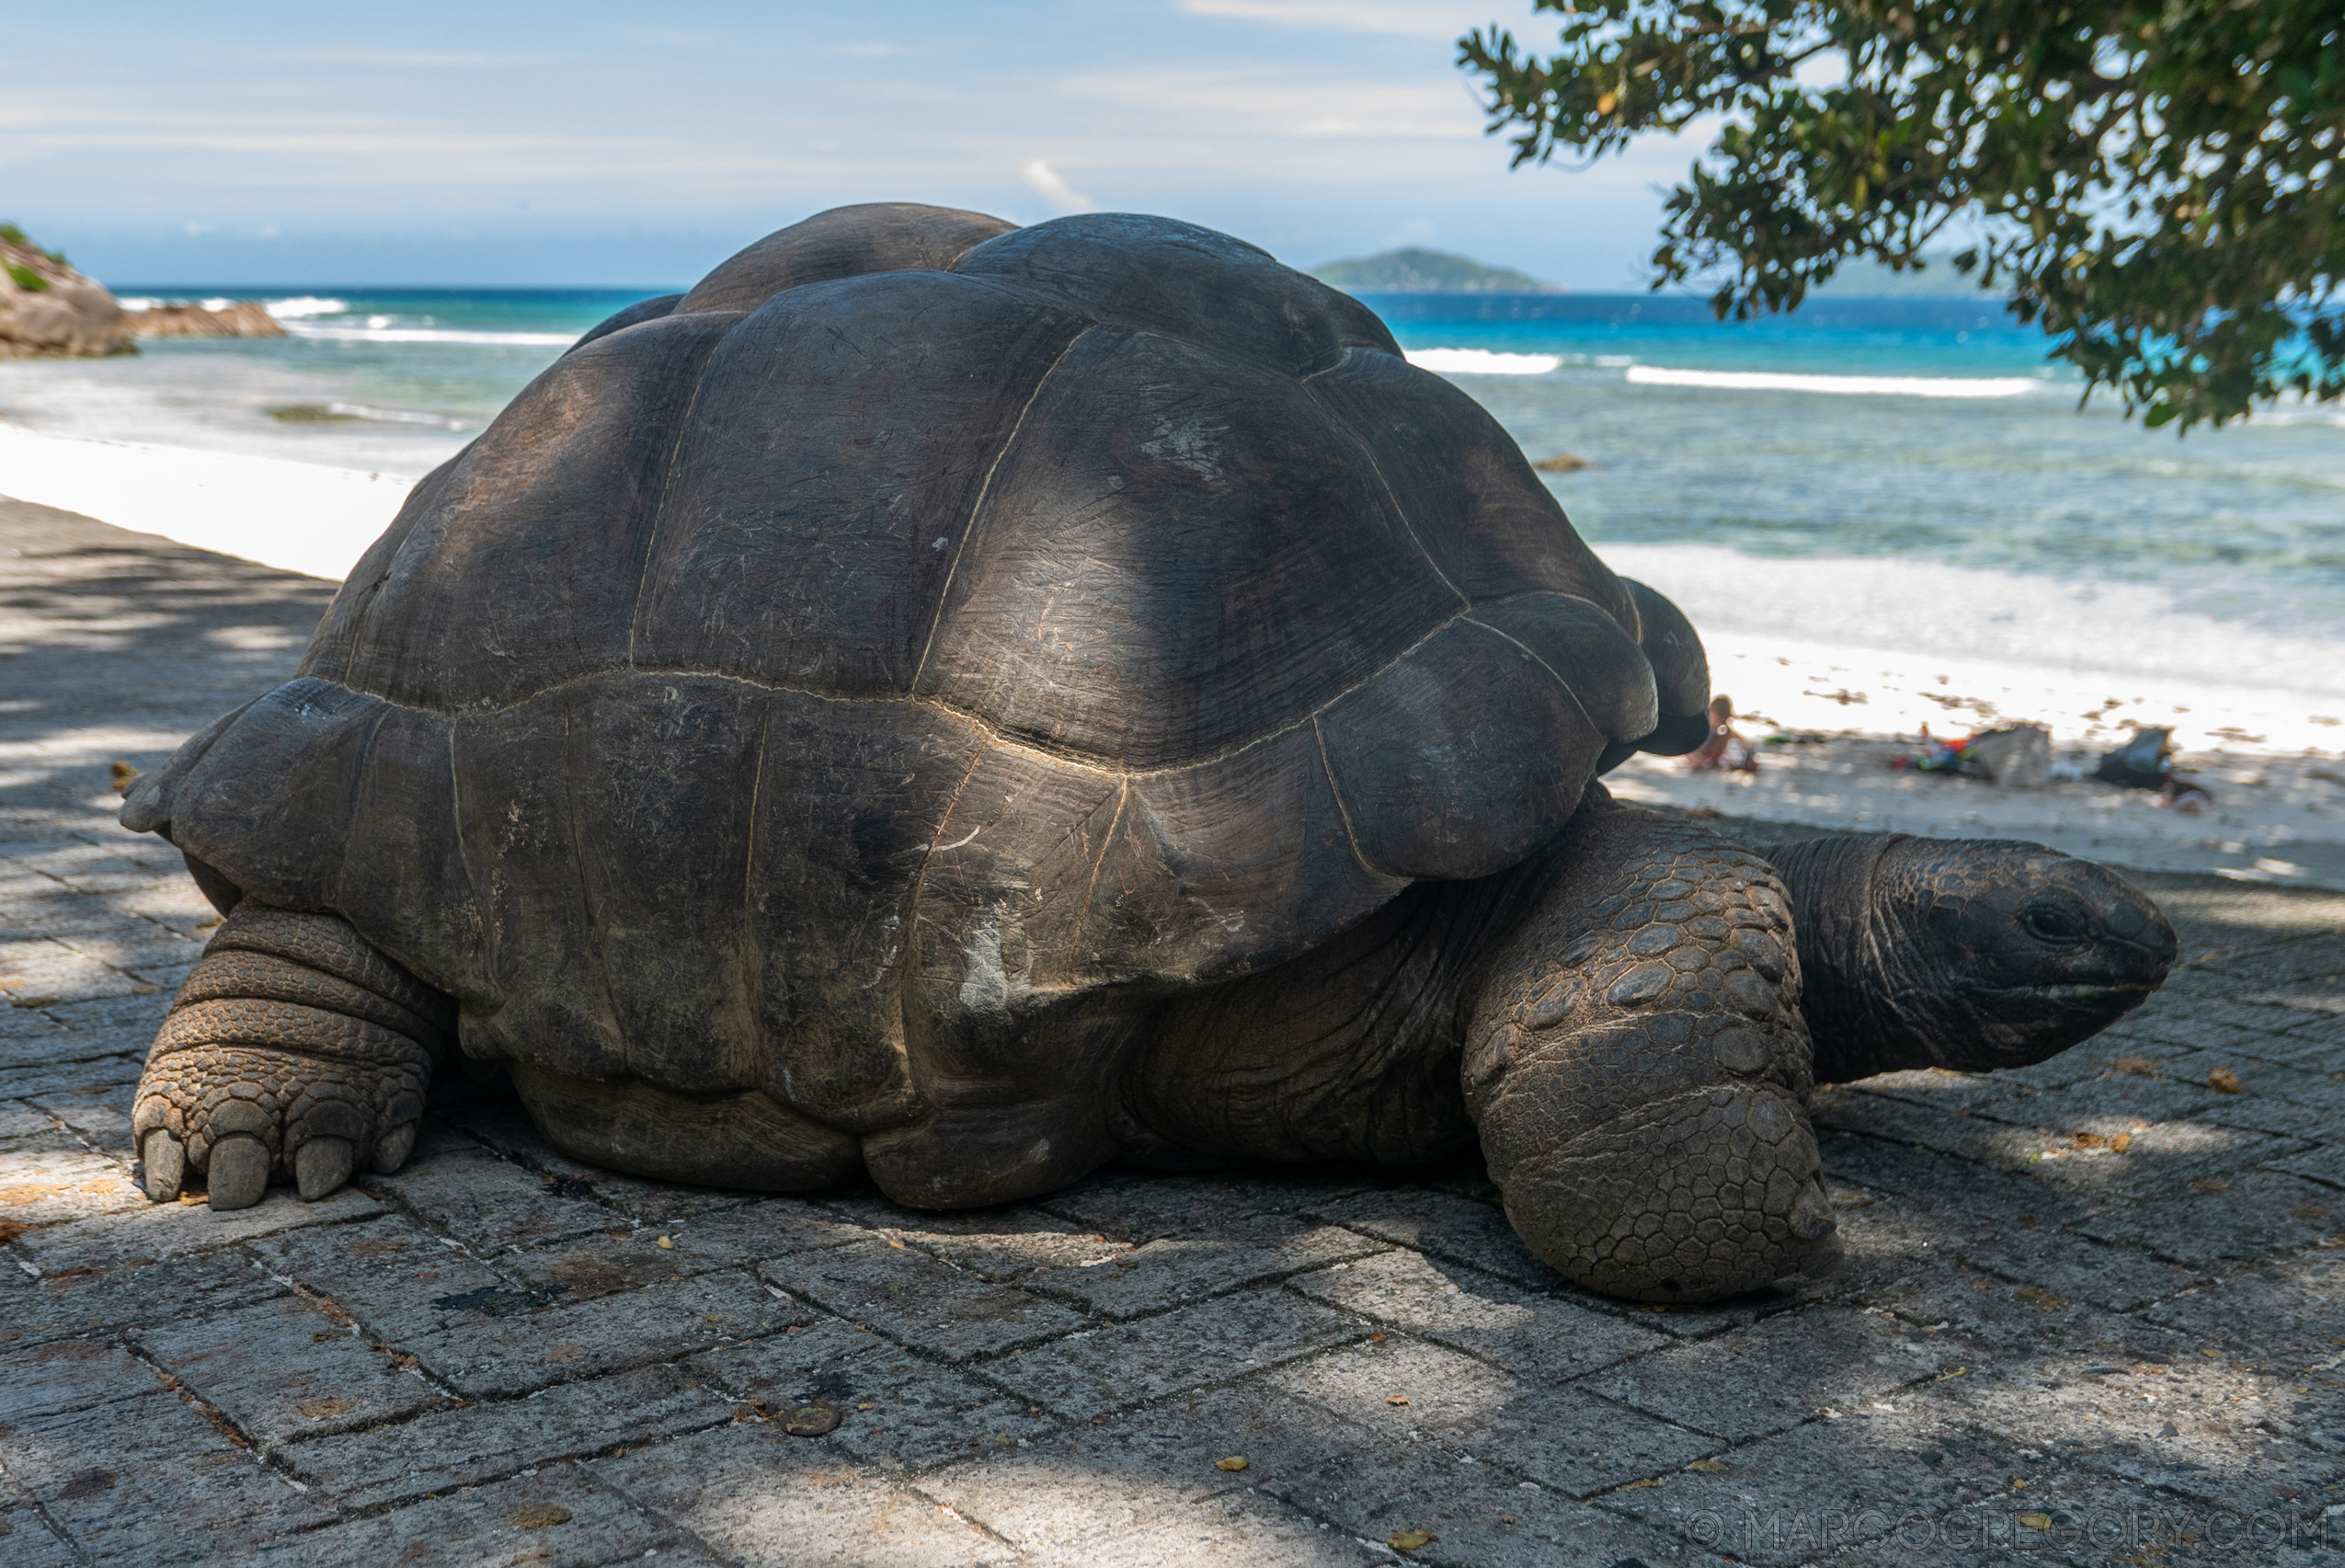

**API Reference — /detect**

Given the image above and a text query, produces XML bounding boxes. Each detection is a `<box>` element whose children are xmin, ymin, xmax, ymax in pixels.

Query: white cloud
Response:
<box><xmin>0</xmin><ymin>100</ymin><xmax>847</xmax><ymax>197</ymax></box>
<box><xmin>607</xmin><ymin>26</ymin><xmax>720</xmax><ymax>47</ymax></box>
<box><xmin>1022</xmin><ymin>159</ymin><xmax>1097</xmax><ymax>212</ymax></box>
<box><xmin>279</xmin><ymin>50</ymin><xmax>560</xmax><ymax>68</ymax></box>
<box><xmin>1178</xmin><ymin>0</ymin><xmax>1485</xmax><ymax>38</ymax></box>
<box><xmin>1058</xmin><ymin>65</ymin><xmax>1481</xmax><ymax>140</ymax></box>
<box><xmin>28</xmin><ymin>128</ymin><xmax>591</xmax><ymax>157</ymax></box>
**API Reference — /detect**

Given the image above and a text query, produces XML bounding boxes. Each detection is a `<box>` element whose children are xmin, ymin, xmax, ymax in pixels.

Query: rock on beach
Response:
<box><xmin>125</xmin><ymin>299</ymin><xmax>288</xmax><ymax>339</ymax></box>
<box><xmin>0</xmin><ymin>224</ymin><xmax>134</xmax><ymax>359</ymax></box>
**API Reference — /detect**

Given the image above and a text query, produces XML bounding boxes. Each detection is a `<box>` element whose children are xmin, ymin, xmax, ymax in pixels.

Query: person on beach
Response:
<box><xmin>1687</xmin><ymin>693</ymin><xmax>1758</xmax><ymax>773</ymax></box>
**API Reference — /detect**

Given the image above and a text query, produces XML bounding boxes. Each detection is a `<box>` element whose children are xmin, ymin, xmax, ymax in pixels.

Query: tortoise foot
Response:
<box><xmin>509</xmin><ymin>1063</ymin><xmax>861</xmax><ymax>1192</ymax></box>
<box><xmin>133</xmin><ymin>906</ymin><xmax>450</xmax><ymax>1210</ymax></box>
<box><xmin>862</xmin><ymin>1097</ymin><xmax>1116</xmax><ymax>1209</ymax></box>
<box><xmin>1498</xmin><ymin>1085</ymin><xmax>1842</xmax><ymax>1302</ymax></box>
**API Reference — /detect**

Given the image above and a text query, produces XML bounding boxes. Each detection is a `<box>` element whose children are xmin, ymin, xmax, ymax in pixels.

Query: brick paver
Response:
<box><xmin>6</xmin><ymin>496</ymin><xmax>2344</xmax><ymax>1565</ymax></box>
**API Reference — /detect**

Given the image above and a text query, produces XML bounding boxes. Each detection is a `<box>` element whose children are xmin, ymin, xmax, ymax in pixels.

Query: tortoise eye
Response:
<box><xmin>2021</xmin><ymin>907</ymin><xmax>2086</xmax><ymax>945</ymax></box>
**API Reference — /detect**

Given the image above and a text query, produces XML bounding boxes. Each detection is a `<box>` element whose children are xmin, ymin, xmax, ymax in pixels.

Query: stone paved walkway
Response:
<box><xmin>6</xmin><ymin>497</ymin><xmax>2345</xmax><ymax>1567</ymax></box>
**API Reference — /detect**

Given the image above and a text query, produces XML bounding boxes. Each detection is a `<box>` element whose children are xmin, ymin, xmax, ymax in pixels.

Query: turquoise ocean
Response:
<box><xmin>38</xmin><ymin>284</ymin><xmax>2345</xmax><ymax>683</ymax></box>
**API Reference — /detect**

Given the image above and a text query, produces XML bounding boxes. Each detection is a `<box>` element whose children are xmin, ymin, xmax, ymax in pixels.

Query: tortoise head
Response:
<box><xmin>1775</xmin><ymin>835</ymin><xmax>2178</xmax><ymax>1081</ymax></box>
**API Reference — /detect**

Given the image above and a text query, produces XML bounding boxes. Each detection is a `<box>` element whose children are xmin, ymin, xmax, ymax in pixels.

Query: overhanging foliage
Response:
<box><xmin>1461</xmin><ymin>2</ymin><xmax>2343</xmax><ymax>429</ymax></box>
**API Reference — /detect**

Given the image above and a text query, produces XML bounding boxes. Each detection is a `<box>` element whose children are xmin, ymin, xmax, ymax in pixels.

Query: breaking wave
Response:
<box><xmin>1625</xmin><ymin>365</ymin><xmax>2045</xmax><ymax>398</ymax></box>
<box><xmin>279</xmin><ymin>324</ymin><xmax>579</xmax><ymax>348</ymax></box>
<box><xmin>1404</xmin><ymin>348</ymin><xmax>1562</xmax><ymax>376</ymax></box>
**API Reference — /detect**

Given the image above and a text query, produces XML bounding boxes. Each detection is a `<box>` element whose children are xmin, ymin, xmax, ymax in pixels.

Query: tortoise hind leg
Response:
<box><xmin>1122</xmin><ymin>881</ymin><xmax>1491</xmax><ymax>1170</ymax></box>
<box><xmin>509</xmin><ymin>1065</ymin><xmax>861</xmax><ymax>1191</ymax></box>
<box><xmin>136</xmin><ymin>905</ymin><xmax>449</xmax><ymax>1210</ymax></box>
<box><xmin>1464</xmin><ymin>796</ymin><xmax>1840</xmax><ymax>1302</ymax></box>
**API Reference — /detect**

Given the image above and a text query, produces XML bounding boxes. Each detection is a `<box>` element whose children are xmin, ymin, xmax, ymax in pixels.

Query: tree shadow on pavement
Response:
<box><xmin>1</xmin><ymin>495</ymin><xmax>334</xmax><ymax>839</ymax></box>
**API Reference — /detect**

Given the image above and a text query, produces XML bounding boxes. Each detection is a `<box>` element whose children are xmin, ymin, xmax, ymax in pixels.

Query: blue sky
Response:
<box><xmin>5</xmin><ymin>1</ymin><xmax>1710</xmax><ymax>288</ymax></box>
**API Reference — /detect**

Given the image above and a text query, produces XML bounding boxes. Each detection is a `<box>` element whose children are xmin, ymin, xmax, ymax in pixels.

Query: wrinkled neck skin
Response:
<box><xmin>1769</xmin><ymin>833</ymin><xmax>2177</xmax><ymax>1082</ymax></box>
<box><xmin>1767</xmin><ymin>836</ymin><xmax>1913</xmax><ymax>1082</ymax></box>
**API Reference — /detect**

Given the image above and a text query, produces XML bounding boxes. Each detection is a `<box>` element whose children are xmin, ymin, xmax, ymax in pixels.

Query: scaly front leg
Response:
<box><xmin>1463</xmin><ymin>795</ymin><xmax>1840</xmax><ymax>1302</ymax></box>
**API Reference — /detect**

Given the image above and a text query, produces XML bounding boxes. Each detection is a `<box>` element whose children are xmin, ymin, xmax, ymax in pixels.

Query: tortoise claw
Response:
<box><xmin>207</xmin><ymin>1134</ymin><xmax>270</xmax><ymax>1211</ymax></box>
<box><xmin>372</xmin><ymin>1121</ymin><xmax>417</xmax><ymax>1174</ymax></box>
<box><xmin>141</xmin><ymin>1129</ymin><xmax>185</xmax><ymax>1203</ymax></box>
<box><xmin>295</xmin><ymin>1137</ymin><xmax>354</xmax><ymax>1201</ymax></box>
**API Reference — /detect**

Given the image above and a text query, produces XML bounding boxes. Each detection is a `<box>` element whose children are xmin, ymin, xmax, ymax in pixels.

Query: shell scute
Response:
<box><xmin>1083</xmin><ymin>725</ymin><xmax>1400</xmax><ymax>985</ymax></box>
<box><xmin>1304</xmin><ymin>346</ymin><xmax>1635</xmax><ymax>612</ymax></box>
<box><xmin>449</xmin><ymin>678</ymin><xmax>969</xmax><ymax>1127</ymax></box>
<box><xmin>903</xmin><ymin>745</ymin><xmax>1127</xmax><ymax>1071</ymax></box>
<box><xmin>951</xmin><ymin>212</ymin><xmax>1397</xmax><ymax>377</ymax></box>
<box><xmin>316</xmin><ymin>309</ymin><xmax>738</xmax><ymax>710</ymax></box>
<box><xmin>1316</xmin><ymin>617</ymin><xmax>1605</xmax><ymax>880</ymax></box>
<box><xmin>681</xmin><ymin>201</ymin><xmax>1015</xmax><ymax>316</ymax></box>
<box><xmin>1467</xmin><ymin>593</ymin><xmax>1660</xmax><ymax>749</ymax></box>
<box><xmin>913</xmin><ymin>324</ymin><xmax>1459</xmax><ymax>768</ymax></box>
<box><xmin>633</xmin><ymin>271</ymin><xmax>1095</xmax><ymax>696</ymax></box>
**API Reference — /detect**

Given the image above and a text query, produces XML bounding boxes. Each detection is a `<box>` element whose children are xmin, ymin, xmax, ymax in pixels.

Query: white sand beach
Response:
<box><xmin>4</xmin><ymin>424</ymin><xmax>2340</xmax><ymax>889</ymax></box>
<box><xmin>0</xmin><ymin>425</ymin><xmax>418</xmax><ymax>581</ymax></box>
<box><xmin>1607</xmin><ymin>735</ymin><xmax>2345</xmax><ymax>889</ymax></box>
<box><xmin>1592</xmin><ymin>546</ymin><xmax>2345</xmax><ymax>887</ymax></box>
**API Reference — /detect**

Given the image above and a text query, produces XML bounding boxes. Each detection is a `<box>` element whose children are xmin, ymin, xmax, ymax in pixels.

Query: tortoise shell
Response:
<box><xmin>124</xmin><ymin>203</ymin><xmax>1709</xmax><ymax>1131</ymax></box>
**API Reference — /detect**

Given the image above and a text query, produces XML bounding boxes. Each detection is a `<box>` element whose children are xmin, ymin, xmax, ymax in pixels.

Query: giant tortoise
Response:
<box><xmin>120</xmin><ymin>203</ymin><xmax>2176</xmax><ymax>1302</ymax></box>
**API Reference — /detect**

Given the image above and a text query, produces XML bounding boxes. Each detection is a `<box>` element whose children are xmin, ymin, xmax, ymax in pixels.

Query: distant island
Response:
<box><xmin>1306</xmin><ymin>245</ymin><xmax>1989</xmax><ymax>299</ymax></box>
<box><xmin>1811</xmin><ymin>253</ymin><xmax>1992</xmax><ymax>299</ymax></box>
<box><xmin>1311</xmin><ymin>247</ymin><xmax>1561</xmax><ymax>294</ymax></box>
